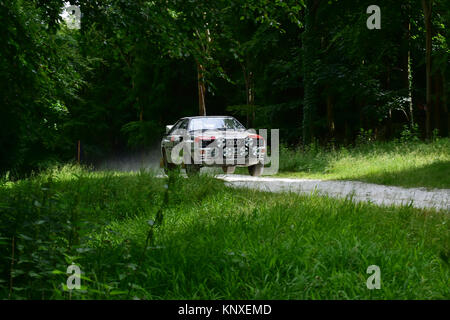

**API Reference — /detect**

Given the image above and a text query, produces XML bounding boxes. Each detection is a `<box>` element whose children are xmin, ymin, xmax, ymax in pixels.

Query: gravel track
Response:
<box><xmin>217</xmin><ymin>174</ymin><xmax>450</xmax><ymax>211</ymax></box>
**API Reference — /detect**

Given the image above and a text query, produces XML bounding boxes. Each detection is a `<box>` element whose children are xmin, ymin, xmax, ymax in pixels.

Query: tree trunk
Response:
<box><xmin>326</xmin><ymin>94</ymin><xmax>335</xmax><ymax>138</ymax></box>
<box><xmin>197</xmin><ymin>61</ymin><xmax>206</xmax><ymax>116</ymax></box>
<box><xmin>442</xmin><ymin>73</ymin><xmax>449</xmax><ymax>136</ymax></box>
<box><xmin>302</xmin><ymin>0</ymin><xmax>321</xmax><ymax>145</ymax></box>
<box><xmin>434</xmin><ymin>73</ymin><xmax>441</xmax><ymax>134</ymax></box>
<box><xmin>195</xmin><ymin>17</ymin><xmax>211</xmax><ymax>117</ymax></box>
<box><xmin>406</xmin><ymin>5</ymin><xmax>414</xmax><ymax>126</ymax></box>
<box><xmin>344</xmin><ymin>119</ymin><xmax>351</xmax><ymax>144</ymax></box>
<box><xmin>421</xmin><ymin>0</ymin><xmax>433</xmax><ymax>138</ymax></box>
<box><xmin>407</xmin><ymin>46</ymin><xmax>413</xmax><ymax>126</ymax></box>
<box><xmin>242</xmin><ymin>62</ymin><xmax>256</xmax><ymax>127</ymax></box>
<box><xmin>386</xmin><ymin>67</ymin><xmax>392</xmax><ymax>139</ymax></box>
<box><xmin>248</xmin><ymin>71</ymin><xmax>255</xmax><ymax>127</ymax></box>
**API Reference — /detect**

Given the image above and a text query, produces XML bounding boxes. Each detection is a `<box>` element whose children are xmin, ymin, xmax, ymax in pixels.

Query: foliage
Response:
<box><xmin>1</xmin><ymin>0</ymin><xmax>450</xmax><ymax>302</ymax></box>
<box><xmin>356</xmin><ymin>128</ymin><xmax>375</xmax><ymax>146</ymax></box>
<box><xmin>399</xmin><ymin>123</ymin><xmax>421</xmax><ymax>143</ymax></box>
<box><xmin>0</xmin><ymin>1</ymin><xmax>87</xmax><ymax>176</ymax></box>
<box><xmin>1</xmin><ymin>0</ymin><xmax>450</xmax><ymax>175</ymax></box>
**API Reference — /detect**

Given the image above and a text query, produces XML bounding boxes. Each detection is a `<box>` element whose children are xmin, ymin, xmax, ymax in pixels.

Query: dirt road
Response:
<box><xmin>217</xmin><ymin>174</ymin><xmax>450</xmax><ymax>211</ymax></box>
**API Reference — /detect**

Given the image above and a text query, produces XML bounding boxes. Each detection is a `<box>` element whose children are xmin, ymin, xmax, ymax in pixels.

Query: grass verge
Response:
<box><xmin>0</xmin><ymin>166</ymin><xmax>448</xmax><ymax>299</ymax></box>
<box><xmin>272</xmin><ymin>138</ymin><xmax>450</xmax><ymax>189</ymax></box>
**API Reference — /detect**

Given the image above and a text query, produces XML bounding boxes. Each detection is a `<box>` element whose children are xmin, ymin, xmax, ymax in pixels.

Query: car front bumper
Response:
<box><xmin>191</xmin><ymin>146</ymin><xmax>265</xmax><ymax>167</ymax></box>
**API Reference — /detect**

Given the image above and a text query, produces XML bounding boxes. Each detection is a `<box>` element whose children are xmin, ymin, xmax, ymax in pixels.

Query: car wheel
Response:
<box><xmin>185</xmin><ymin>164</ymin><xmax>201</xmax><ymax>177</ymax></box>
<box><xmin>248</xmin><ymin>163</ymin><xmax>263</xmax><ymax>177</ymax></box>
<box><xmin>163</xmin><ymin>149</ymin><xmax>179</xmax><ymax>174</ymax></box>
<box><xmin>222</xmin><ymin>166</ymin><xmax>236</xmax><ymax>174</ymax></box>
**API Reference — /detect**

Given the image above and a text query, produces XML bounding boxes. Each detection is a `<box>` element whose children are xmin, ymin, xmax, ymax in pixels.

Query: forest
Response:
<box><xmin>0</xmin><ymin>0</ymin><xmax>448</xmax><ymax>175</ymax></box>
<box><xmin>0</xmin><ymin>0</ymin><xmax>449</xmax><ymax>301</ymax></box>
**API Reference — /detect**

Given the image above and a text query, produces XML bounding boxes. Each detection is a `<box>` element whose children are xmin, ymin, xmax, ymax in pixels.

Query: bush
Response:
<box><xmin>399</xmin><ymin>123</ymin><xmax>420</xmax><ymax>143</ymax></box>
<box><xmin>356</xmin><ymin>128</ymin><xmax>375</xmax><ymax>146</ymax></box>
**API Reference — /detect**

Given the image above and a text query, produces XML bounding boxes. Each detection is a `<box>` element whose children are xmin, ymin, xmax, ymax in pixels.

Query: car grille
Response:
<box><xmin>198</xmin><ymin>137</ymin><xmax>264</xmax><ymax>162</ymax></box>
<box><xmin>201</xmin><ymin>138</ymin><xmax>245</xmax><ymax>148</ymax></box>
<box><xmin>226</xmin><ymin>138</ymin><xmax>245</xmax><ymax>147</ymax></box>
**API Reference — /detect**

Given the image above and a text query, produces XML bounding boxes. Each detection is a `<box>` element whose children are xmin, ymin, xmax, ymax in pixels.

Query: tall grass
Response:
<box><xmin>277</xmin><ymin>138</ymin><xmax>450</xmax><ymax>189</ymax></box>
<box><xmin>0</xmin><ymin>166</ymin><xmax>448</xmax><ymax>299</ymax></box>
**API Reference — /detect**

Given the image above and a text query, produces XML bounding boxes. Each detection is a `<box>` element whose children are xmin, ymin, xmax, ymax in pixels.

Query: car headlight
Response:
<box><xmin>223</xmin><ymin>147</ymin><xmax>233</xmax><ymax>157</ymax></box>
<box><xmin>245</xmin><ymin>137</ymin><xmax>254</xmax><ymax>147</ymax></box>
<box><xmin>217</xmin><ymin>138</ymin><xmax>225</xmax><ymax>148</ymax></box>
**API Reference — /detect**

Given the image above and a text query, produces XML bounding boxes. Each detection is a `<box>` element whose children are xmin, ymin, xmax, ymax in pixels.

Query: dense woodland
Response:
<box><xmin>1</xmin><ymin>0</ymin><xmax>449</xmax><ymax>175</ymax></box>
<box><xmin>0</xmin><ymin>1</ymin><xmax>449</xmax><ymax>301</ymax></box>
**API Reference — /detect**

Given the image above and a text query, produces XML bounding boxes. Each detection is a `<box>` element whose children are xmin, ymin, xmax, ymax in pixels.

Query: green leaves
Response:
<box><xmin>2</xmin><ymin>0</ymin><xmax>450</xmax><ymax>179</ymax></box>
<box><xmin>0</xmin><ymin>0</ymin><xmax>87</xmax><ymax>175</ymax></box>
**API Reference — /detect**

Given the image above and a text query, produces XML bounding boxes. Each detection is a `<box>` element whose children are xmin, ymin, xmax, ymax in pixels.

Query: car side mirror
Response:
<box><xmin>166</xmin><ymin>125</ymin><xmax>173</xmax><ymax>134</ymax></box>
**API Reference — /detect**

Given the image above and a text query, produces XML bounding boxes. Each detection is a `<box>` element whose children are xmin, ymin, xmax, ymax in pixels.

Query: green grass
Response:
<box><xmin>273</xmin><ymin>138</ymin><xmax>450</xmax><ymax>189</ymax></box>
<box><xmin>0</xmin><ymin>166</ymin><xmax>448</xmax><ymax>299</ymax></box>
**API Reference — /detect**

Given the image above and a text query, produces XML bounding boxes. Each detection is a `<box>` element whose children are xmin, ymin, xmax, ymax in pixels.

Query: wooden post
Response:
<box><xmin>77</xmin><ymin>140</ymin><xmax>81</xmax><ymax>164</ymax></box>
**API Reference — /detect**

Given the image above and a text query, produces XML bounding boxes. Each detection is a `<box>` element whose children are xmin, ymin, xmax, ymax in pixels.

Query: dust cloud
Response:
<box><xmin>96</xmin><ymin>146</ymin><xmax>163</xmax><ymax>173</ymax></box>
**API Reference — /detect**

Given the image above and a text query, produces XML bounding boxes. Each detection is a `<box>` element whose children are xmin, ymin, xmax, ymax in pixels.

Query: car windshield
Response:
<box><xmin>188</xmin><ymin>118</ymin><xmax>245</xmax><ymax>131</ymax></box>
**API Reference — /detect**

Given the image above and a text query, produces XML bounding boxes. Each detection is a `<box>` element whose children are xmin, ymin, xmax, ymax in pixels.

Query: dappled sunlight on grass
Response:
<box><xmin>1</xmin><ymin>166</ymin><xmax>448</xmax><ymax>299</ymax></box>
<box><xmin>276</xmin><ymin>139</ymin><xmax>450</xmax><ymax>189</ymax></box>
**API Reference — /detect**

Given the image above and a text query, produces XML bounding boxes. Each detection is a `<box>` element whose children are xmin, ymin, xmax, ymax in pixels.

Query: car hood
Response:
<box><xmin>190</xmin><ymin>130</ymin><xmax>253</xmax><ymax>139</ymax></box>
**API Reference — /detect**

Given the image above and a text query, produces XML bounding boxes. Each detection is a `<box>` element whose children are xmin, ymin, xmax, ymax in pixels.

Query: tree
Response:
<box><xmin>302</xmin><ymin>0</ymin><xmax>321</xmax><ymax>145</ymax></box>
<box><xmin>158</xmin><ymin>0</ymin><xmax>232</xmax><ymax>116</ymax></box>
<box><xmin>421</xmin><ymin>0</ymin><xmax>433</xmax><ymax>138</ymax></box>
<box><xmin>0</xmin><ymin>0</ymin><xmax>85</xmax><ymax>174</ymax></box>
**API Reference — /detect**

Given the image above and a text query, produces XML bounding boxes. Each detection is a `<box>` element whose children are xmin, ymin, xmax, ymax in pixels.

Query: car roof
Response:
<box><xmin>180</xmin><ymin>116</ymin><xmax>235</xmax><ymax>120</ymax></box>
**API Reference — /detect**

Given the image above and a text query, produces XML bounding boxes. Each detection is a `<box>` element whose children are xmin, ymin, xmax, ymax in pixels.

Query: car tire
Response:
<box><xmin>185</xmin><ymin>164</ymin><xmax>201</xmax><ymax>177</ymax></box>
<box><xmin>222</xmin><ymin>166</ymin><xmax>236</xmax><ymax>174</ymax></box>
<box><xmin>248</xmin><ymin>163</ymin><xmax>263</xmax><ymax>177</ymax></box>
<box><xmin>163</xmin><ymin>149</ymin><xmax>179</xmax><ymax>175</ymax></box>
